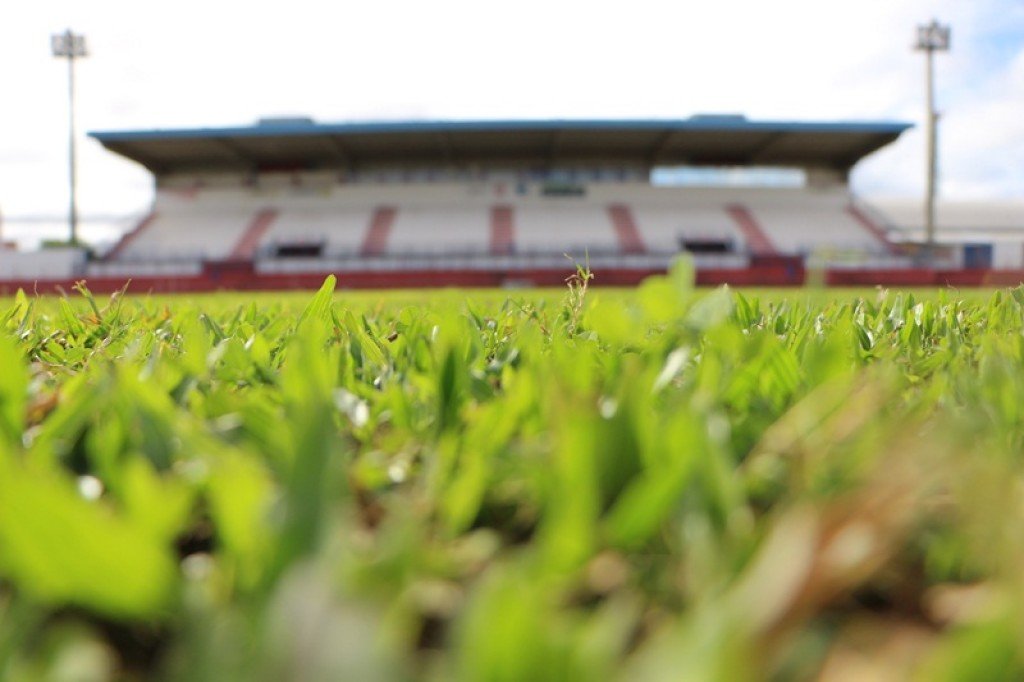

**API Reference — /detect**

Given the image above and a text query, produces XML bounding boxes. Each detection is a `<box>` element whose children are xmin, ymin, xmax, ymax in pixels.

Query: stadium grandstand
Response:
<box><xmin>3</xmin><ymin>115</ymin><xmax>1022</xmax><ymax>292</ymax></box>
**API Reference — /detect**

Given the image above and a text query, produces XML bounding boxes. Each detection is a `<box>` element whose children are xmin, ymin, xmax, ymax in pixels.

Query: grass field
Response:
<box><xmin>2</xmin><ymin>264</ymin><xmax>1024</xmax><ymax>680</ymax></box>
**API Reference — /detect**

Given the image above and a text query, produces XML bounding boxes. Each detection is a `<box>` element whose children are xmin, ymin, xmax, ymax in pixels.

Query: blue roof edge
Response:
<box><xmin>89</xmin><ymin>117</ymin><xmax>914</xmax><ymax>141</ymax></box>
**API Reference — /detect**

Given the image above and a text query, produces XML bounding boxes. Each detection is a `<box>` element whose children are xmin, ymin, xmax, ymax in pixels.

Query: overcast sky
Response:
<box><xmin>2</xmin><ymin>0</ymin><xmax>1022</xmax><ymax>245</ymax></box>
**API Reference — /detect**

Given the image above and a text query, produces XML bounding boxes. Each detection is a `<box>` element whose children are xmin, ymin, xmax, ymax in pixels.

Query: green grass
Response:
<box><xmin>2</xmin><ymin>265</ymin><xmax>1024</xmax><ymax>680</ymax></box>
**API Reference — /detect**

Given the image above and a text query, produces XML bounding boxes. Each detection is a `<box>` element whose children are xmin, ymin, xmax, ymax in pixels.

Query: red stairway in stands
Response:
<box><xmin>230</xmin><ymin>208</ymin><xmax>279</xmax><ymax>260</ymax></box>
<box><xmin>725</xmin><ymin>204</ymin><xmax>777</xmax><ymax>256</ymax></box>
<box><xmin>490</xmin><ymin>205</ymin><xmax>515</xmax><ymax>255</ymax></box>
<box><xmin>607</xmin><ymin>204</ymin><xmax>646</xmax><ymax>254</ymax></box>
<box><xmin>104</xmin><ymin>211</ymin><xmax>159</xmax><ymax>260</ymax></box>
<box><xmin>361</xmin><ymin>206</ymin><xmax>397</xmax><ymax>257</ymax></box>
<box><xmin>846</xmin><ymin>204</ymin><xmax>899</xmax><ymax>255</ymax></box>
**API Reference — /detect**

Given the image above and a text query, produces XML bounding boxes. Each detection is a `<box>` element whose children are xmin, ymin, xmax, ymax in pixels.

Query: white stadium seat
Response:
<box><xmin>103</xmin><ymin>180</ymin><xmax>897</xmax><ymax>268</ymax></box>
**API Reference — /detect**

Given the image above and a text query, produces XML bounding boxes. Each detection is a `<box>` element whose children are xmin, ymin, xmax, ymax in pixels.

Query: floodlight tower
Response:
<box><xmin>914</xmin><ymin>19</ymin><xmax>950</xmax><ymax>265</ymax></box>
<box><xmin>51</xmin><ymin>29</ymin><xmax>88</xmax><ymax>245</ymax></box>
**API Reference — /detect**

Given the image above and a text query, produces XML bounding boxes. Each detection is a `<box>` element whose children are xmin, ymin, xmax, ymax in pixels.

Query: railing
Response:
<box><xmin>255</xmin><ymin>253</ymin><xmax>669</xmax><ymax>275</ymax></box>
<box><xmin>86</xmin><ymin>243</ymin><xmax>932</xmax><ymax>279</ymax></box>
<box><xmin>87</xmin><ymin>260</ymin><xmax>204</xmax><ymax>277</ymax></box>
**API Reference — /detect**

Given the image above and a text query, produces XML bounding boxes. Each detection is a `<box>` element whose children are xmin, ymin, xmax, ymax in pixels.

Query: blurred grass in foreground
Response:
<box><xmin>1</xmin><ymin>265</ymin><xmax>1024</xmax><ymax>680</ymax></box>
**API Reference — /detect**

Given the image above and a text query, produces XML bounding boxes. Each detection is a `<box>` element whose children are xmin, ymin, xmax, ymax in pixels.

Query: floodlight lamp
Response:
<box><xmin>915</xmin><ymin>20</ymin><xmax>950</xmax><ymax>52</ymax></box>
<box><xmin>51</xmin><ymin>30</ymin><xmax>87</xmax><ymax>58</ymax></box>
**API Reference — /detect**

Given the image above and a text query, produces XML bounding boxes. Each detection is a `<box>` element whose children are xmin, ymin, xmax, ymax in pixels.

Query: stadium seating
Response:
<box><xmin>110</xmin><ymin>189</ymin><xmax>257</xmax><ymax>261</ymax></box>
<box><xmin>261</xmin><ymin>205</ymin><xmax>372</xmax><ymax>257</ymax></box>
<box><xmin>515</xmin><ymin>204</ymin><xmax>619</xmax><ymax>256</ymax></box>
<box><xmin>743</xmin><ymin>189</ymin><xmax>888</xmax><ymax>254</ymax></box>
<box><xmin>389</xmin><ymin>207</ymin><xmax>490</xmax><ymax>257</ymax></box>
<box><xmin>231</xmin><ymin>209</ymin><xmax>279</xmax><ymax>259</ymax></box>
<box><xmin>101</xmin><ymin>178</ymin><xmax>898</xmax><ymax>273</ymax></box>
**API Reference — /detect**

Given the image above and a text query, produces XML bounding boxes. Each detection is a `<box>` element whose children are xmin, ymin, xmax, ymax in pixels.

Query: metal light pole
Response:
<box><xmin>51</xmin><ymin>29</ymin><xmax>88</xmax><ymax>245</ymax></box>
<box><xmin>914</xmin><ymin>20</ymin><xmax>950</xmax><ymax>266</ymax></box>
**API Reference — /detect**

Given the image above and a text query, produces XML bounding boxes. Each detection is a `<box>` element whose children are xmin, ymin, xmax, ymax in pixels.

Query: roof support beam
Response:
<box><xmin>747</xmin><ymin>132</ymin><xmax>787</xmax><ymax>164</ymax></box>
<box><xmin>322</xmin><ymin>134</ymin><xmax>355</xmax><ymax>172</ymax></box>
<box><xmin>546</xmin><ymin>130</ymin><xmax>562</xmax><ymax>170</ymax></box>
<box><xmin>838</xmin><ymin>135</ymin><xmax>901</xmax><ymax>170</ymax></box>
<box><xmin>112</xmin><ymin>142</ymin><xmax>165</xmax><ymax>174</ymax></box>
<box><xmin>211</xmin><ymin>137</ymin><xmax>258</xmax><ymax>169</ymax></box>
<box><xmin>435</xmin><ymin>132</ymin><xmax>457</xmax><ymax>168</ymax></box>
<box><xmin>646</xmin><ymin>130</ymin><xmax>679</xmax><ymax>168</ymax></box>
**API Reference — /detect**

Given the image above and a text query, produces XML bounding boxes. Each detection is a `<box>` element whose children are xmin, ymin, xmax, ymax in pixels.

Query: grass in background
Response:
<box><xmin>1</xmin><ymin>265</ymin><xmax>1023</xmax><ymax>680</ymax></box>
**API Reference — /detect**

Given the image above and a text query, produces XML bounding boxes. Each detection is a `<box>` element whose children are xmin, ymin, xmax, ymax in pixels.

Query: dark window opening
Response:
<box><xmin>679</xmin><ymin>238</ymin><xmax>734</xmax><ymax>254</ymax></box>
<box><xmin>274</xmin><ymin>241</ymin><xmax>325</xmax><ymax>258</ymax></box>
<box><xmin>541</xmin><ymin>183</ymin><xmax>586</xmax><ymax>197</ymax></box>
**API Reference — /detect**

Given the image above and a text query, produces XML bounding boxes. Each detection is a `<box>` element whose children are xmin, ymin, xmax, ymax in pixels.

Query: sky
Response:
<box><xmin>2</xmin><ymin>0</ymin><xmax>1022</xmax><ymax>247</ymax></box>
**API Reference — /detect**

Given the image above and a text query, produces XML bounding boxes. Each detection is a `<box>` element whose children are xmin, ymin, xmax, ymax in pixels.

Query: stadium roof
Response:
<box><xmin>89</xmin><ymin>116</ymin><xmax>912</xmax><ymax>174</ymax></box>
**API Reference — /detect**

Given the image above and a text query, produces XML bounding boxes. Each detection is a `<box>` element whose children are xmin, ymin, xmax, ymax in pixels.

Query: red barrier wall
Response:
<box><xmin>2</xmin><ymin>265</ymin><xmax>1020</xmax><ymax>297</ymax></box>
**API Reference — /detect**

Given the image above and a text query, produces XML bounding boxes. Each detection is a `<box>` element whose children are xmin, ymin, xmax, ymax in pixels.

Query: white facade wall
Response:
<box><xmin>0</xmin><ymin>248</ymin><xmax>87</xmax><ymax>279</ymax></box>
<box><xmin>992</xmin><ymin>243</ymin><xmax>1024</xmax><ymax>269</ymax></box>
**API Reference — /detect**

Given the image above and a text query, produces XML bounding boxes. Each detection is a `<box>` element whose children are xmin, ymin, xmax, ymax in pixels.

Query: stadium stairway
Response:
<box><xmin>725</xmin><ymin>204</ymin><xmax>777</xmax><ymax>256</ymax></box>
<box><xmin>607</xmin><ymin>204</ymin><xmax>646</xmax><ymax>254</ymax></box>
<box><xmin>230</xmin><ymin>208</ymin><xmax>279</xmax><ymax>260</ymax></box>
<box><xmin>361</xmin><ymin>206</ymin><xmax>397</xmax><ymax>257</ymax></box>
<box><xmin>490</xmin><ymin>205</ymin><xmax>515</xmax><ymax>255</ymax></box>
<box><xmin>104</xmin><ymin>211</ymin><xmax>159</xmax><ymax>261</ymax></box>
<box><xmin>846</xmin><ymin>203</ymin><xmax>899</xmax><ymax>255</ymax></box>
